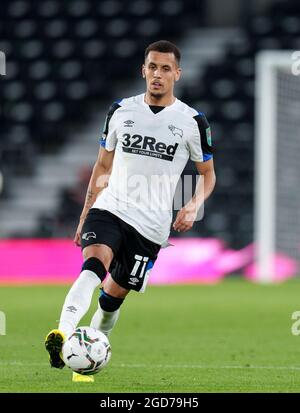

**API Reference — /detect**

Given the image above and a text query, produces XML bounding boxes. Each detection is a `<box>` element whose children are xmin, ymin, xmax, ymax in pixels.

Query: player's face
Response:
<box><xmin>142</xmin><ymin>51</ymin><xmax>181</xmax><ymax>99</ymax></box>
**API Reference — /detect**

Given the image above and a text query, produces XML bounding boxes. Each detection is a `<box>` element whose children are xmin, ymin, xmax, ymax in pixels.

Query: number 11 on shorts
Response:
<box><xmin>130</xmin><ymin>255</ymin><xmax>149</xmax><ymax>278</ymax></box>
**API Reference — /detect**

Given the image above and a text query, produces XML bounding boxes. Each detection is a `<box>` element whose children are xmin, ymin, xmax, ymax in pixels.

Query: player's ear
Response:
<box><xmin>142</xmin><ymin>65</ymin><xmax>146</xmax><ymax>78</ymax></box>
<box><xmin>175</xmin><ymin>67</ymin><xmax>182</xmax><ymax>82</ymax></box>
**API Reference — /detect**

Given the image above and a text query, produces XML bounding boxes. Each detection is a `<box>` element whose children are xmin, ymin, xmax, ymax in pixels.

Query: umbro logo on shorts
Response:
<box><xmin>82</xmin><ymin>232</ymin><xmax>97</xmax><ymax>241</ymax></box>
<box><xmin>129</xmin><ymin>277</ymin><xmax>140</xmax><ymax>285</ymax></box>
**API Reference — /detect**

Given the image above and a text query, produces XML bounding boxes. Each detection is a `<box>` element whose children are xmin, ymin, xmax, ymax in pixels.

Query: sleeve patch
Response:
<box><xmin>193</xmin><ymin>113</ymin><xmax>213</xmax><ymax>157</ymax></box>
<box><xmin>206</xmin><ymin>127</ymin><xmax>212</xmax><ymax>146</ymax></box>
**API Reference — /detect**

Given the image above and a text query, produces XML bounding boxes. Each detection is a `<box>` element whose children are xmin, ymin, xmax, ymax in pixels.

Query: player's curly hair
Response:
<box><xmin>144</xmin><ymin>40</ymin><xmax>181</xmax><ymax>66</ymax></box>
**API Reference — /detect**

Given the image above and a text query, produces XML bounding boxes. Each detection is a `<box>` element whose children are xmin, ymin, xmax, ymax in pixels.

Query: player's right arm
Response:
<box><xmin>74</xmin><ymin>147</ymin><xmax>115</xmax><ymax>246</ymax></box>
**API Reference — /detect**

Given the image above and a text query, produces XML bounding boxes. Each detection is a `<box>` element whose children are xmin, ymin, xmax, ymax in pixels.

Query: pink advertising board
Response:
<box><xmin>0</xmin><ymin>239</ymin><xmax>297</xmax><ymax>285</ymax></box>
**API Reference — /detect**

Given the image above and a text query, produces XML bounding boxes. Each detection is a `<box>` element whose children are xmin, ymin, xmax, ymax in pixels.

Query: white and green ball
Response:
<box><xmin>62</xmin><ymin>326</ymin><xmax>111</xmax><ymax>375</ymax></box>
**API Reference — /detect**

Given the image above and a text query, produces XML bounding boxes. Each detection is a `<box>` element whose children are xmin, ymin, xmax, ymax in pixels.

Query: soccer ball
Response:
<box><xmin>62</xmin><ymin>326</ymin><xmax>111</xmax><ymax>375</ymax></box>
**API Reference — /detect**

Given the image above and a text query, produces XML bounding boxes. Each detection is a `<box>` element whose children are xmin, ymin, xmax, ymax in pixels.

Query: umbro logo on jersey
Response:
<box><xmin>82</xmin><ymin>232</ymin><xmax>96</xmax><ymax>240</ymax></box>
<box><xmin>124</xmin><ymin>120</ymin><xmax>134</xmax><ymax>127</ymax></box>
<box><xmin>168</xmin><ymin>125</ymin><xmax>183</xmax><ymax>138</ymax></box>
<box><xmin>122</xmin><ymin>133</ymin><xmax>179</xmax><ymax>162</ymax></box>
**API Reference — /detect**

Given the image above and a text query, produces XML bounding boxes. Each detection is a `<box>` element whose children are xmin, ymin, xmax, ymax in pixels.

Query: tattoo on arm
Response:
<box><xmin>86</xmin><ymin>189</ymin><xmax>94</xmax><ymax>209</ymax></box>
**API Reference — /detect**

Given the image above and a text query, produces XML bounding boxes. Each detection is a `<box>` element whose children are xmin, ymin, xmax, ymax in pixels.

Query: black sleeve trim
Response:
<box><xmin>193</xmin><ymin>113</ymin><xmax>213</xmax><ymax>156</ymax></box>
<box><xmin>102</xmin><ymin>102</ymin><xmax>121</xmax><ymax>139</ymax></box>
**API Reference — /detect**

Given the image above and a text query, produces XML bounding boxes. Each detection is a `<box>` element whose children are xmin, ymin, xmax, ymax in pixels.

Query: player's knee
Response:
<box><xmin>99</xmin><ymin>289</ymin><xmax>124</xmax><ymax>312</ymax></box>
<box><xmin>83</xmin><ymin>245</ymin><xmax>113</xmax><ymax>270</ymax></box>
<box><xmin>81</xmin><ymin>257</ymin><xmax>107</xmax><ymax>282</ymax></box>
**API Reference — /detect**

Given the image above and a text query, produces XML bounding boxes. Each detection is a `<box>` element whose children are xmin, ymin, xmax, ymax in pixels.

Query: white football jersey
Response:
<box><xmin>93</xmin><ymin>93</ymin><xmax>213</xmax><ymax>246</ymax></box>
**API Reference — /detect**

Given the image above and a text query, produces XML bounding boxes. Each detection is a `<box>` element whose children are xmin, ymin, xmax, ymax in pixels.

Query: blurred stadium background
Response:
<box><xmin>1</xmin><ymin>0</ymin><xmax>300</xmax><ymax>393</ymax></box>
<box><xmin>0</xmin><ymin>0</ymin><xmax>299</xmax><ymax>283</ymax></box>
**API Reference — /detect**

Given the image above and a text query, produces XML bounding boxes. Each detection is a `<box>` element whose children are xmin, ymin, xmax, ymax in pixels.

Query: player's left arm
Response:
<box><xmin>173</xmin><ymin>158</ymin><xmax>216</xmax><ymax>232</ymax></box>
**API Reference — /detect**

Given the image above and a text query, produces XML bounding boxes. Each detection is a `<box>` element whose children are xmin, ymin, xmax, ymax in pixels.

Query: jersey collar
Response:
<box><xmin>142</xmin><ymin>93</ymin><xmax>178</xmax><ymax>113</ymax></box>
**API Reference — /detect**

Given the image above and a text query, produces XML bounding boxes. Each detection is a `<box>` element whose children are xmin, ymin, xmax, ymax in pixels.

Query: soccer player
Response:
<box><xmin>45</xmin><ymin>40</ymin><xmax>216</xmax><ymax>381</ymax></box>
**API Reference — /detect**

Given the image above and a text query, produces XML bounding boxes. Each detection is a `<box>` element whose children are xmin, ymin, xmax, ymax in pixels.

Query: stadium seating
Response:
<box><xmin>0</xmin><ymin>0</ymin><xmax>204</xmax><ymax>236</ymax></box>
<box><xmin>1</xmin><ymin>0</ymin><xmax>300</xmax><ymax>248</ymax></box>
<box><xmin>0</xmin><ymin>0</ymin><xmax>203</xmax><ymax>180</ymax></box>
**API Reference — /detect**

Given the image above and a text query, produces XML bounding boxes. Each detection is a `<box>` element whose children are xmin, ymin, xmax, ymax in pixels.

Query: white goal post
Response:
<box><xmin>255</xmin><ymin>50</ymin><xmax>300</xmax><ymax>282</ymax></box>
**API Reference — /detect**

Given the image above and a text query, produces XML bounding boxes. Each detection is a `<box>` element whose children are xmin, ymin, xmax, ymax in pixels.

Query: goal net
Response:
<box><xmin>255</xmin><ymin>50</ymin><xmax>300</xmax><ymax>282</ymax></box>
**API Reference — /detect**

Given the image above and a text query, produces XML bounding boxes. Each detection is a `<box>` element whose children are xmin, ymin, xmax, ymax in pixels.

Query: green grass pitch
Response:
<box><xmin>1</xmin><ymin>278</ymin><xmax>300</xmax><ymax>393</ymax></box>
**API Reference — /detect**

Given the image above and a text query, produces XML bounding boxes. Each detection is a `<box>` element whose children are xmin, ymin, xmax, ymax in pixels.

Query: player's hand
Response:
<box><xmin>74</xmin><ymin>217</ymin><xmax>85</xmax><ymax>247</ymax></box>
<box><xmin>173</xmin><ymin>201</ymin><xmax>198</xmax><ymax>233</ymax></box>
